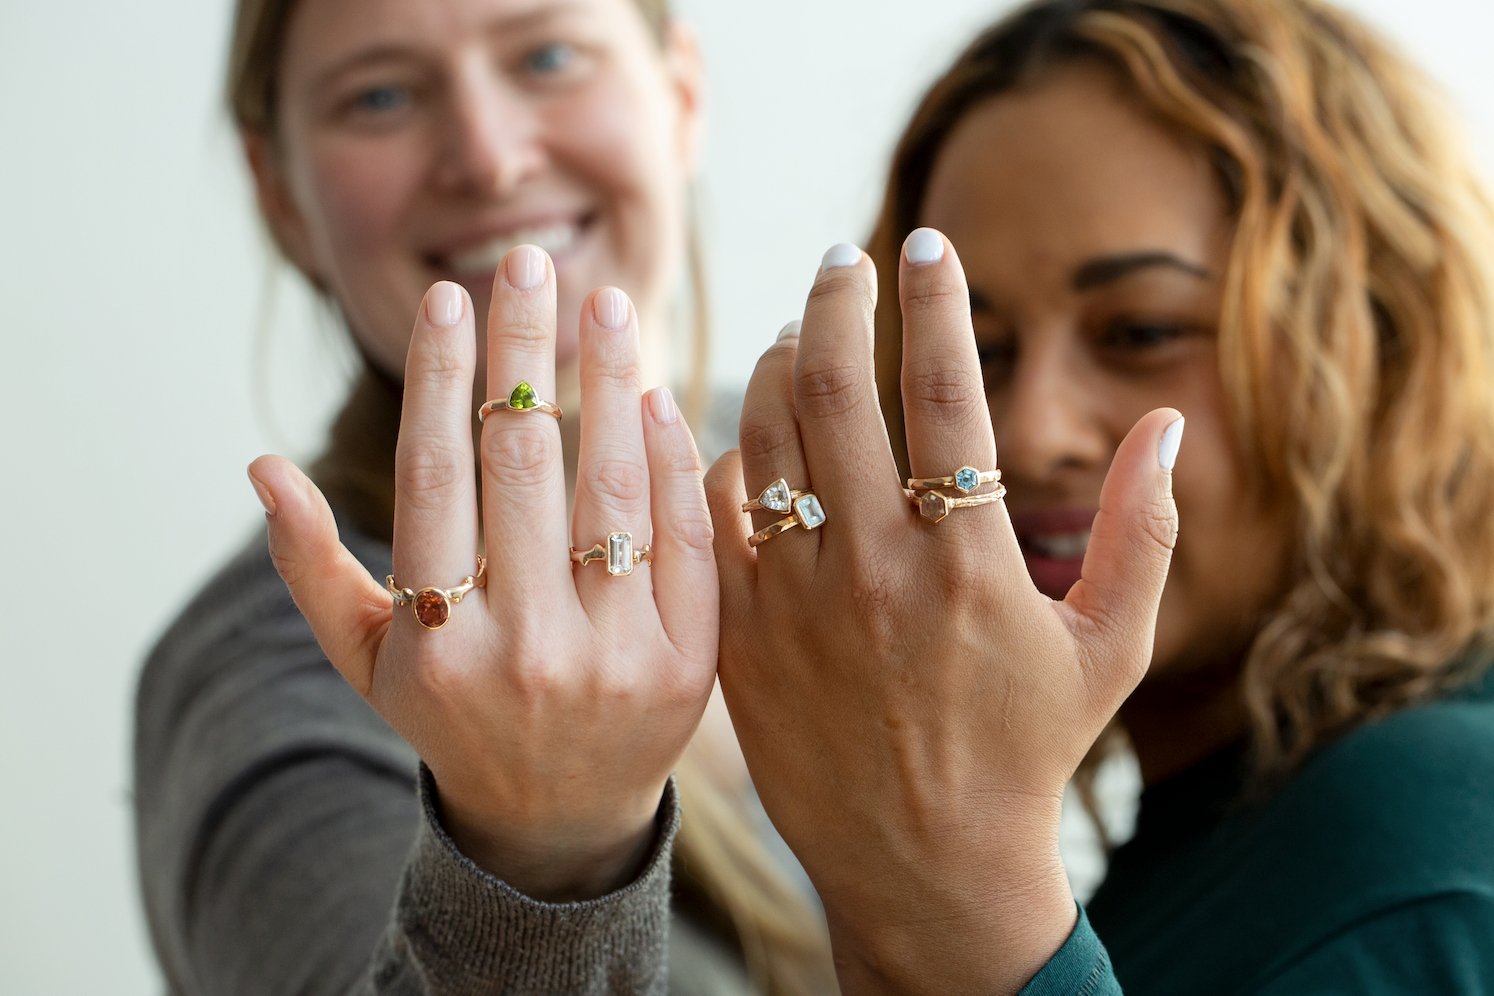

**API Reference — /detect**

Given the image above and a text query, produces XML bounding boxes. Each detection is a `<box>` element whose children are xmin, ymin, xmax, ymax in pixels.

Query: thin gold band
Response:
<box><xmin>741</xmin><ymin>477</ymin><xmax>811</xmax><ymax>514</ymax></box>
<box><xmin>570</xmin><ymin>531</ymin><xmax>653</xmax><ymax>577</ymax></box>
<box><xmin>906</xmin><ymin>466</ymin><xmax>1001</xmax><ymax>494</ymax></box>
<box><xmin>478</xmin><ymin>381</ymin><xmax>563</xmax><ymax>422</ymax></box>
<box><xmin>748</xmin><ymin>492</ymin><xmax>827</xmax><ymax>547</ymax></box>
<box><xmin>906</xmin><ymin>483</ymin><xmax>1008</xmax><ymax>524</ymax></box>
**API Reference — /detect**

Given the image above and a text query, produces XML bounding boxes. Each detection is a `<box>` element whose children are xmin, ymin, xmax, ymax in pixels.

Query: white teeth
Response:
<box><xmin>447</xmin><ymin>222</ymin><xmax>579</xmax><ymax>272</ymax></box>
<box><xmin>1026</xmin><ymin>531</ymin><xmax>1091</xmax><ymax>559</ymax></box>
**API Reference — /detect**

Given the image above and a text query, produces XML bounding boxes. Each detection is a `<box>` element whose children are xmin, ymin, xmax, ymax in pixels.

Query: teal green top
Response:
<box><xmin>1025</xmin><ymin>661</ymin><xmax>1494</xmax><ymax>995</ymax></box>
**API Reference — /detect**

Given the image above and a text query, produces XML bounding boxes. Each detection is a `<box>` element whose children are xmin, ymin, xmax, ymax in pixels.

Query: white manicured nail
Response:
<box><xmin>904</xmin><ymin>228</ymin><xmax>945</xmax><ymax>264</ymax></box>
<box><xmin>778</xmin><ymin>320</ymin><xmax>801</xmax><ymax>341</ymax></box>
<box><xmin>1159</xmin><ymin>417</ymin><xmax>1185</xmax><ymax>471</ymax></box>
<box><xmin>820</xmin><ymin>243</ymin><xmax>861</xmax><ymax>269</ymax></box>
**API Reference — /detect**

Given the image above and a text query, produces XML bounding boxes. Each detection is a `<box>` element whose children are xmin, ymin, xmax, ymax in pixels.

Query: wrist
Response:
<box><xmin>428</xmin><ymin>768</ymin><xmax>667</xmax><ymax>901</ymax></box>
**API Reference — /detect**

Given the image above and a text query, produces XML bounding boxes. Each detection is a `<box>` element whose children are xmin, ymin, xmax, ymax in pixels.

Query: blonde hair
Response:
<box><xmin>868</xmin><ymin>0</ymin><xmax>1494</xmax><ymax>802</ymax></box>
<box><xmin>227</xmin><ymin>1</ymin><xmax>831</xmax><ymax>990</ymax></box>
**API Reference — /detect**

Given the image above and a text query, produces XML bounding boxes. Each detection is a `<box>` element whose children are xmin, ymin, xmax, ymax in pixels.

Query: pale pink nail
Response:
<box><xmin>506</xmin><ymin>245</ymin><xmax>545</xmax><ymax>291</ymax></box>
<box><xmin>426</xmin><ymin>282</ymin><xmax>463</xmax><ymax>327</ymax></box>
<box><xmin>648</xmin><ymin>386</ymin><xmax>679</xmax><ymax>425</ymax></box>
<box><xmin>594</xmin><ymin>287</ymin><xmax>630</xmax><ymax>330</ymax></box>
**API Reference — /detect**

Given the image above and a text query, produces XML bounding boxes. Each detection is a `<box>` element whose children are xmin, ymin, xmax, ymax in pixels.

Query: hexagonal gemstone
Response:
<box><xmin>954</xmin><ymin>467</ymin><xmax>980</xmax><ymax>493</ymax></box>
<box><xmin>413</xmin><ymin>589</ymin><xmax>451</xmax><ymax>629</ymax></box>
<box><xmin>607</xmin><ymin>531</ymin><xmax>634</xmax><ymax>576</ymax></box>
<box><xmin>759</xmin><ymin>479</ymin><xmax>792</xmax><ymax>513</ymax></box>
<box><xmin>919</xmin><ymin>492</ymin><xmax>950</xmax><ymax>523</ymax></box>
<box><xmin>793</xmin><ymin>494</ymin><xmax>826</xmax><ymax>529</ymax></box>
<box><xmin>508</xmin><ymin>381</ymin><xmax>538</xmax><ymax>410</ymax></box>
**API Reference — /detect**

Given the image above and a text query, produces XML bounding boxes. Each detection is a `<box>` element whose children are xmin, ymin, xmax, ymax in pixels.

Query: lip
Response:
<box><xmin>1008</xmin><ymin>506</ymin><xmax>1098</xmax><ymax>600</ymax></box>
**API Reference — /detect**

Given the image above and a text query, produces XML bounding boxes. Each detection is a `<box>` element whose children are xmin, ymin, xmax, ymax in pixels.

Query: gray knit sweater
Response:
<box><xmin>133</xmin><ymin>527</ymin><xmax>751</xmax><ymax>995</ymax></box>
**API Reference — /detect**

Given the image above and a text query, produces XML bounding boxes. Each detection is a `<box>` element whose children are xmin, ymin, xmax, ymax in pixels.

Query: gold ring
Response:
<box><xmin>748</xmin><ymin>493</ymin><xmax>827</xmax><ymax>547</ymax></box>
<box><xmin>478</xmin><ymin>381</ymin><xmax>563</xmax><ymax>422</ymax></box>
<box><xmin>571</xmin><ymin>531</ymin><xmax>653</xmax><ymax>576</ymax></box>
<box><xmin>386</xmin><ymin>556</ymin><xmax>487</xmax><ymax>630</ymax></box>
<box><xmin>906</xmin><ymin>484</ymin><xmax>1007</xmax><ymax>524</ymax></box>
<box><xmin>741</xmin><ymin>477</ymin><xmax>811</xmax><ymax>514</ymax></box>
<box><xmin>906</xmin><ymin>466</ymin><xmax>1001</xmax><ymax>495</ymax></box>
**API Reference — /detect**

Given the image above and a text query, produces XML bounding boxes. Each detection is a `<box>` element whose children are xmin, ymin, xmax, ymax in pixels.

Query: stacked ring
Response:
<box><xmin>748</xmin><ymin>491</ymin><xmax>828</xmax><ymax>547</ymax></box>
<box><xmin>387</xmin><ymin>556</ymin><xmax>487</xmax><ymax>631</ymax></box>
<box><xmin>741</xmin><ymin>477</ymin><xmax>810</xmax><ymax>514</ymax></box>
<box><xmin>906</xmin><ymin>466</ymin><xmax>1001</xmax><ymax>495</ymax></box>
<box><xmin>571</xmin><ymin>531</ymin><xmax>653</xmax><ymax>577</ymax></box>
<box><xmin>478</xmin><ymin>381</ymin><xmax>563</xmax><ymax>422</ymax></box>
<box><xmin>905</xmin><ymin>483</ymin><xmax>1008</xmax><ymax>524</ymax></box>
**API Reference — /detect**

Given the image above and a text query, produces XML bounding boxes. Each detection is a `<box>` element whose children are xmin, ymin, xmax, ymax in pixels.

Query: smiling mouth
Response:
<box><xmin>1020</xmin><ymin>530</ymin><xmax>1092</xmax><ymax>560</ymax></box>
<box><xmin>428</xmin><ymin>212</ymin><xmax>597</xmax><ymax>276</ymax></box>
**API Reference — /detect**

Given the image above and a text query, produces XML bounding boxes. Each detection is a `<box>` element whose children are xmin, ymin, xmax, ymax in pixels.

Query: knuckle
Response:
<box><xmin>737</xmin><ymin>414</ymin><xmax>800</xmax><ymax>466</ymax></box>
<box><xmin>490</xmin><ymin>314</ymin><xmax>550</xmax><ymax>350</ymax></box>
<box><xmin>670</xmin><ymin>508</ymin><xmax>716</xmax><ymax>560</ymax></box>
<box><xmin>900</xmin><ymin>278</ymin><xmax>962</xmax><ymax>320</ymax></box>
<box><xmin>796</xmin><ymin>359</ymin><xmax>866</xmax><ymax>420</ymax></box>
<box><xmin>1138</xmin><ymin>495</ymin><xmax>1180</xmax><ymax>553</ymax></box>
<box><xmin>482</xmin><ymin>426</ymin><xmax>556</xmax><ymax>490</ymax></box>
<box><xmin>592</xmin><ymin>355</ymin><xmax>642</xmax><ymax>392</ymax></box>
<box><xmin>396</xmin><ymin>440</ymin><xmax>469</xmax><ymax>511</ymax></box>
<box><xmin>902</xmin><ymin>361</ymin><xmax>984</xmax><ymax>427</ymax></box>
<box><xmin>409</xmin><ymin>341</ymin><xmax>471</xmax><ymax>391</ymax></box>
<box><xmin>805</xmin><ymin>268</ymin><xmax>871</xmax><ymax>309</ymax></box>
<box><xmin>581</xmin><ymin>457</ymin><xmax>649</xmax><ymax>508</ymax></box>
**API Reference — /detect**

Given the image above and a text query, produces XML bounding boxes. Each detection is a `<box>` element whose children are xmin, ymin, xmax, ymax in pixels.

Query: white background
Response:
<box><xmin>2</xmin><ymin>0</ymin><xmax>1491</xmax><ymax>991</ymax></box>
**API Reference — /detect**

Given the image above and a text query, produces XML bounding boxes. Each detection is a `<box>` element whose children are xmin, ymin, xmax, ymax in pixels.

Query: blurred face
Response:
<box><xmin>250</xmin><ymin>0</ymin><xmax>700</xmax><ymax>385</ymax></box>
<box><xmin>920</xmin><ymin>65</ymin><xmax>1290</xmax><ymax>681</ymax></box>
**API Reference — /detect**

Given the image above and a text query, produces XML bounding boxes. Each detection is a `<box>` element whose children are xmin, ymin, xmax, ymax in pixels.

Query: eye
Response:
<box><xmin>1103</xmin><ymin>321</ymin><xmax>1186</xmax><ymax>350</ymax></box>
<box><xmin>523</xmin><ymin>41</ymin><xmax>578</xmax><ymax>76</ymax></box>
<box><xmin>347</xmin><ymin>84</ymin><xmax>412</xmax><ymax>116</ymax></box>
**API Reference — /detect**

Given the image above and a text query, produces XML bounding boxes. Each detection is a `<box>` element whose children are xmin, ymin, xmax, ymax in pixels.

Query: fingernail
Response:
<box><xmin>506</xmin><ymin>244</ymin><xmax>545</xmax><ymax>291</ymax></box>
<box><xmin>820</xmin><ymin>243</ymin><xmax>861</xmax><ymax>270</ymax></box>
<box><xmin>904</xmin><ymin>227</ymin><xmax>945</xmax><ymax>265</ymax></box>
<box><xmin>594</xmin><ymin>286</ymin><xmax>629</xmax><ymax>330</ymax></box>
<box><xmin>647</xmin><ymin>386</ymin><xmax>679</xmax><ymax>425</ymax></box>
<box><xmin>1159</xmin><ymin>417</ymin><xmax>1185</xmax><ymax>471</ymax></box>
<box><xmin>777</xmin><ymin>320</ymin><xmax>801</xmax><ymax>341</ymax></box>
<box><xmin>248</xmin><ymin>469</ymin><xmax>277</xmax><ymax>516</ymax></box>
<box><xmin>426</xmin><ymin>282</ymin><xmax>463</xmax><ymax>327</ymax></box>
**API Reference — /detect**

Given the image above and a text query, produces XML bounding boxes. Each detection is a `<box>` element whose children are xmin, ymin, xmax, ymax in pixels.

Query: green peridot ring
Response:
<box><xmin>478</xmin><ymin>381</ymin><xmax>563</xmax><ymax>422</ymax></box>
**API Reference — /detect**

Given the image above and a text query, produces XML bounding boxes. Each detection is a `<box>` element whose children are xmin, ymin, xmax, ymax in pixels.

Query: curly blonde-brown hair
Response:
<box><xmin>868</xmin><ymin>0</ymin><xmax>1494</xmax><ymax>794</ymax></box>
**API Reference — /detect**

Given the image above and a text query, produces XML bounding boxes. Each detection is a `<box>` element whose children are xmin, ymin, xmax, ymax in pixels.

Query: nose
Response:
<box><xmin>991</xmin><ymin>330</ymin><xmax>1112</xmax><ymax>488</ymax></box>
<box><xmin>432</xmin><ymin>61</ymin><xmax>544</xmax><ymax>197</ymax></box>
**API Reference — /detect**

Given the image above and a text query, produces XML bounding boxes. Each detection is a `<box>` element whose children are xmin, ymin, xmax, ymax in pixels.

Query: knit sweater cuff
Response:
<box><xmin>374</xmin><ymin>763</ymin><xmax>679</xmax><ymax>995</ymax></box>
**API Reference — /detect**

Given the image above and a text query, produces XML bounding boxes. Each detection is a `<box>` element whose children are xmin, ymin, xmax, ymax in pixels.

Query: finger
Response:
<box><xmin>392</xmin><ymin>281</ymin><xmax>482</xmax><ymax>630</ymax></box>
<box><xmin>703</xmin><ymin>448</ymin><xmax>756</xmax><ymax>631</ymax></box>
<box><xmin>641</xmin><ymin>387</ymin><xmax>718</xmax><ymax>661</ymax></box>
<box><xmin>571</xmin><ymin>286</ymin><xmax>653</xmax><ymax>610</ymax></box>
<box><xmin>479</xmin><ymin>245</ymin><xmax>573</xmax><ymax>614</ymax></box>
<box><xmin>1061</xmin><ymin>409</ymin><xmax>1184</xmax><ymax>692</ymax></box>
<box><xmin>898</xmin><ymin>228</ymin><xmax>1020</xmax><ymax>561</ymax></box>
<box><xmin>736</xmin><ymin>322</ymin><xmax>817</xmax><ymax>577</ymax></box>
<box><xmin>793</xmin><ymin>244</ymin><xmax>905</xmax><ymax>540</ymax></box>
<box><xmin>249</xmin><ymin>455</ymin><xmax>390</xmax><ymax>699</ymax></box>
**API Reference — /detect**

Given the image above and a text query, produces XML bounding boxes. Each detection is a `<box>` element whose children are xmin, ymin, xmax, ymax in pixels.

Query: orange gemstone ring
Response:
<box><xmin>386</xmin><ymin>556</ymin><xmax>487</xmax><ymax>630</ymax></box>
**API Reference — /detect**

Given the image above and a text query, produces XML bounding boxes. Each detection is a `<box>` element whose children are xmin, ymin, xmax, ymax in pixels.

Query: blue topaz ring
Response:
<box><xmin>748</xmin><ymin>493</ymin><xmax>827</xmax><ymax>547</ymax></box>
<box><xmin>571</xmin><ymin>532</ymin><xmax>653</xmax><ymax>577</ymax></box>
<box><xmin>906</xmin><ymin>484</ymin><xmax>1007</xmax><ymax>524</ymax></box>
<box><xmin>742</xmin><ymin>477</ymin><xmax>811</xmax><ymax>514</ymax></box>
<box><xmin>906</xmin><ymin>466</ymin><xmax>1000</xmax><ymax>495</ymax></box>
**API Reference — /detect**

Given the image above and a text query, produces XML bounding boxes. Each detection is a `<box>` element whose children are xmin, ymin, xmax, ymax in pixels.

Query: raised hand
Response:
<box><xmin>248</xmin><ymin>246</ymin><xmax>719</xmax><ymax>901</ymax></box>
<box><xmin>705</xmin><ymin>230</ymin><xmax>1183</xmax><ymax>993</ymax></box>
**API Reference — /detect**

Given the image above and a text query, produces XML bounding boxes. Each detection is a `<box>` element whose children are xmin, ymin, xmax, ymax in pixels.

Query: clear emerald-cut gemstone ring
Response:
<box><xmin>386</xmin><ymin>556</ymin><xmax>488</xmax><ymax>631</ymax></box>
<box><xmin>477</xmin><ymin>381</ymin><xmax>563</xmax><ymax>422</ymax></box>
<box><xmin>748</xmin><ymin>493</ymin><xmax>828</xmax><ymax>547</ymax></box>
<box><xmin>906</xmin><ymin>466</ymin><xmax>1001</xmax><ymax>495</ymax></box>
<box><xmin>571</xmin><ymin>531</ymin><xmax>654</xmax><ymax>577</ymax></box>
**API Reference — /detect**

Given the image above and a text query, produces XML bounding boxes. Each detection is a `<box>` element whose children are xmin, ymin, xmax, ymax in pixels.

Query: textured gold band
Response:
<box><xmin>386</xmin><ymin>556</ymin><xmax>487</xmax><ymax>630</ymax></box>
<box><xmin>748</xmin><ymin>492</ymin><xmax>827</xmax><ymax>547</ymax></box>
<box><xmin>906</xmin><ymin>466</ymin><xmax>1001</xmax><ymax>495</ymax></box>
<box><xmin>906</xmin><ymin>483</ymin><xmax>1008</xmax><ymax>524</ymax></box>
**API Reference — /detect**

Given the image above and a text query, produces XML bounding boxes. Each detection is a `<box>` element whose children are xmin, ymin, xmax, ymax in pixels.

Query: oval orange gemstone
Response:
<box><xmin>413</xmin><ymin>589</ymin><xmax>451</xmax><ymax>629</ymax></box>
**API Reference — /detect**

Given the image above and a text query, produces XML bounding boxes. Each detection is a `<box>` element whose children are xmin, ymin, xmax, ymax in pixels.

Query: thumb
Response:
<box><xmin>1061</xmin><ymin>409</ymin><xmax>1184</xmax><ymax>681</ymax></box>
<box><xmin>248</xmin><ymin>454</ymin><xmax>390</xmax><ymax>699</ymax></box>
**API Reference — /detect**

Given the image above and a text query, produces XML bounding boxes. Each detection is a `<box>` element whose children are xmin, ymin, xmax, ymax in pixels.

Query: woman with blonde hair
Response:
<box><xmin>706</xmin><ymin>0</ymin><xmax>1494</xmax><ymax>990</ymax></box>
<box><xmin>135</xmin><ymin>0</ymin><xmax>832</xmax><ymax>992</ymax></box>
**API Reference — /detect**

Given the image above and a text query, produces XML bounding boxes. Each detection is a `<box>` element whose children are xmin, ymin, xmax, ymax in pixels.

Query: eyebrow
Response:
<box><xmin>306</xmin><ymin>3</ymin><xmax>581</xmax><ymax>94</ymax></box>
<box><xmin>1072</xmin><ymin>252</ymin><xmax>1212</xmax><ymax>291</ymax></box>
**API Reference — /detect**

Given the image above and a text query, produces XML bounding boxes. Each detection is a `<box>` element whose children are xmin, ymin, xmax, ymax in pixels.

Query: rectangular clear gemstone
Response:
<box><xmin>607</xmin><ymin>532</ymin><xmax>633</xmax><ymax>575</ymax></box>
<box><xmin>793</xmin><ymin>494</ymin><xmax>826</xmax><ymax>529</ymax></box>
